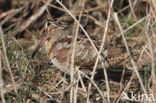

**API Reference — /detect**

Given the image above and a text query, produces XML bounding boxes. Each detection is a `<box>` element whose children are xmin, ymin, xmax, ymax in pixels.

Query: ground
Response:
<box><xmin>0</xmin><ymin>0</ymin><xmax>155</xmax><ymax>103</ymax></box>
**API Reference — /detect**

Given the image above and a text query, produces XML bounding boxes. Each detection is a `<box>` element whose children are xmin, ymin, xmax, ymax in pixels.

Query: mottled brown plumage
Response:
<box><xmin>32</xmin><ymin>21</ymin><xmax>129</xmax><ymax>74</ymax></box>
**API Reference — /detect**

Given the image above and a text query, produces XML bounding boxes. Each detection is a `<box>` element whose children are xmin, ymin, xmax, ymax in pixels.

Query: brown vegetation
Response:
<box><xmin>0</xmin><ymin>0</ymin><xmax>156</xmax><ymax>103</ymax></box>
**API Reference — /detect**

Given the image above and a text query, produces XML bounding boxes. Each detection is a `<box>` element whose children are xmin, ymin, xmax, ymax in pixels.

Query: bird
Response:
<box><xmin>32</xmin><ymin>20</ymin><xmax>129</xmax><ymax>74</ymax></box>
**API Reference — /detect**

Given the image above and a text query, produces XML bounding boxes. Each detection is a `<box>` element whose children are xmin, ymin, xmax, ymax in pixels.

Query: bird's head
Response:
<box><xmin>32</xmin><ymin>20</ymin><xmax>64</xmax><ymax>57</ymax></box>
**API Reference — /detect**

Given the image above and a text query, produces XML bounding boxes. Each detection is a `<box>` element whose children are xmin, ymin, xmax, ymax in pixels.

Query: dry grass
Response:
<box><xmin>0</xmin><ymin>0</ymin><xmax>155</xmax><ymax>103</ymax></box>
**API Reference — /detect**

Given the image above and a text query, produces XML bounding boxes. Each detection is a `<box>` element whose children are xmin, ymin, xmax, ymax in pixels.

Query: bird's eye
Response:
<box><xmin>45</xmin><ymin>21</ymin><xmax>55</xmax><ymax>29</ymax></box>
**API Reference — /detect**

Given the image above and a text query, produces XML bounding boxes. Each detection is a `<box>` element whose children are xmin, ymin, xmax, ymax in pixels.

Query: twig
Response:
<box><xmin>82</xmin><ymin>14</ymin><xmax>105</xmax><ymax>28</ymax></box>
<box><xmin>69</xmin><ymin>0</ymin><xmax>86</xmax><ymax>102</ymax></box>
<box><xmin>69</xmin><ymin>12</ymin><xmax>81</xmax><ymax>103</ymax></box>
<box><xmin>56</xmin><ymin>0</ymin><xmax>99</xmax><ymax>57</ymax></box>
<box><xmin>145</xmin><ymin>16</ymin><xmax>156</xmax><ymax>98</ymax></box>
<box><xmin>128</xmin><ymin>0</ymin><xmax>137</xmax><ymax>19</ymax></box>
<box><xmin>0</xmin><ymin>7</ymin><xmax>24</xmax><ymax>26</ymax></box>
<box><xmin>74</xmin><ymin>67</ymin><xmax>80</xmax><ymax>103</ymax></box>
<box><xmin>0</xmin><ymin>9</ymin><xmax>14</xmax><ymax>19</ymax></box>
<box><xmin>115</xmin><ymin>16</ymin><xmax>147</xmax><ymax>39</ymax></box>
<box><xmin>114</xmin><ymin>13</ymin><xmax>147</xmax><ymax>94</ymax></box>
<box><xmin>148</xmin><ymin>0</ymin><xmax>156</xmax><ymax>22</ymax></box>
<box><xmin>113</xmin><ymin>67</ymin><xmax>125</xmax><ymax>103</ymax></box>
<box><xmin>115</xmin><ymin>72</ymin><xmax>135</xmax><ymax>103</ymax></box>
<box><xmin>9</xmin><ymin>0</ymin><xmax>53</xmax><ymax>37</ymax></box>
<box><xmin>78</xmin><ymin>70</ymin><xmax>106</xmax><ymax>103</ymax></box>
<box><xmin>0</xmin><ymin>50</ymin><xmax>6</xmax><ymax>103</ymax></box>
<box><xmin>87</xmin><ymin>0</ymin><xmax>114</xmax><ymax>103</ymax></box>
<box><xmin>42</xmin><ymin>0</ymin><xmax>103</xmax><ymax>14</ymax></box>
<box><xmin>95</xmin><ymin>0</ymin><xmax>109</xmax><ymax>17</ymax></box>
<box><xmin>56</xmin><ymin>0</ymin><xmax>111</xmax><ymax>102</ymax></box>
<box><xmin>0</xmin><ymin>26</ymin><xmax>20</xmax><ymax>101</ymax></box>
<box><xmin>78</xmin><ymin>70</ymin><xmax>87</xmax><ymax>96</ymax></box>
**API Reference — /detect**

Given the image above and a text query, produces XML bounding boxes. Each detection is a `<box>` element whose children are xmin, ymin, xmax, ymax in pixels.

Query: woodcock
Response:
<box><xmin>32</xmin><ymin>20</ymin><xmax>129</xmax><ymax>74</ymax></box>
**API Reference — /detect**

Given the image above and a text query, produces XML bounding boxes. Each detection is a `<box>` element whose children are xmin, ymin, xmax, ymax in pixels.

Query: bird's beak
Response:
<box><xmin>32</xmin><ymin>34</ymin><xmax>49</xmax><ymax>58</ymax></box>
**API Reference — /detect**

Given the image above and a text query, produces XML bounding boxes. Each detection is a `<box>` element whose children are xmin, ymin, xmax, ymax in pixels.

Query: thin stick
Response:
<box><xmin>78</xmin><ymin>70</ymin><xmax>106</xmax><ymax>103</ymax></box>
<box><xmin>115</xmin><ymin>16</ymin><xmax>147</xmax><ymax>38</ymax></box>
<box><xmin>0</xmin><ymin>50</ymin><xmax>6</xmax><ymax>103</ymax></box>
<box><xmin>56</xmin><ymin>1</ymin><xmax>108</xmax><ymax>102</ymax></box>
<box><xmin>56</xmin><ymin>0</ymin><xmax>99</xmax><ymax>57</ymax></box>
<box><xmin>114</xmin><ymin>13</ymin><xmax>147</xmax><ymax>94</ymax></box>
<box><xmin>145</xmin><ymin>17</ymin><xmax>156</xmax><ymax>98</ymax></box>
<box><xmin>74</xmin><ymin>67</ymin><xmax>80</xmax><ymax>103</ymax></box>
<box><xmin>128</xmin><ymin>0</ymin><xmax>137</xmax><ymax>19</ymax></box>
<box><xmin>0</xmin><ymin>26</ymin><xmax>19</xmax><ymax>100</ymax></box>
<box><xmin>9</xmin><ymin>0</ymin><xmax>53</xmax><ymax>37</ymax></box>
<box><xmin>69</xmin><ymin>11</ymin><xmax>81</xmax><ymax>103</ymax></box>
<box><xmin>0</xmin><ymin>7</ymin><xmax>24</xmax><ymax>26</ymax></box>
<box><xmin>0</xmin><ymin>9</ymin><xmax>14</xmax><ymax>19</ymax></box>
<box><xmin>87</xmin><ymin>0</ymin><xmax>114</xmax><ymax>102</ymax></box>
<box><xmin>115</xmin><ymin>72</ymin><xmax>135</xmax><ymax>103</ymax></box>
